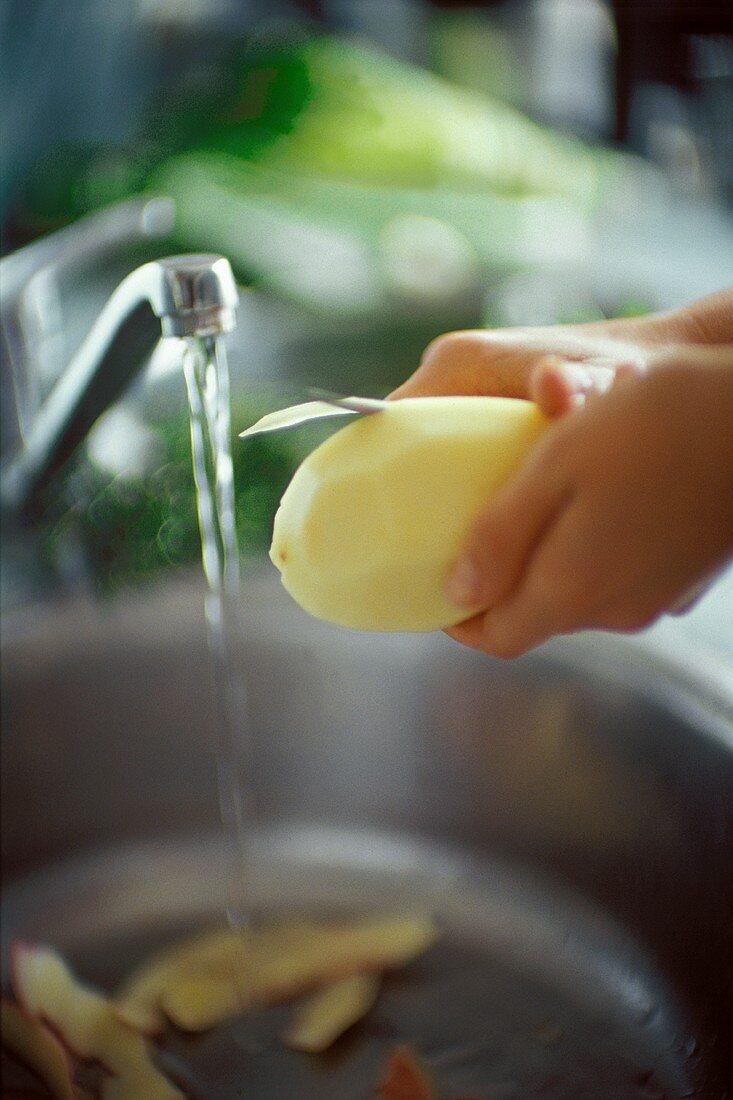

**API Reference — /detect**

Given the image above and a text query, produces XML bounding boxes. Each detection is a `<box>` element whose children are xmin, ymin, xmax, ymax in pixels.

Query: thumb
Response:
<box><xmin>531</xmin><ymin>355</ymin><xmax>644</xmax><ymax>418</ymax></box>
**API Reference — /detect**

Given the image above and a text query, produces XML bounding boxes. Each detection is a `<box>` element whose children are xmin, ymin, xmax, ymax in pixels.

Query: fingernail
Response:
<box><xmin>446</xmin><ymin>558</ymin><xmax>482</xmax><ymax>608</ymax></box>
<box><xmin>559</xmin><ymin>362</ymin><xmax>596</xmax><ymax>391</ymax></box>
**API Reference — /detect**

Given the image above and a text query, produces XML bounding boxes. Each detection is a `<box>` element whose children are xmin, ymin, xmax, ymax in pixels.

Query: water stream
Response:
<box><xmin>182</xmin><ymin>333</ymin><xmax>251</xmax><ymax>929</ymax></box>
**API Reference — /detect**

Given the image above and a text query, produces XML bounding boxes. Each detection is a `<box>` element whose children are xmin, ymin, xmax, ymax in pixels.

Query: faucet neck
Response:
<box><xmin>1</xmin><ymin>255</ymin><xmax>238</xmax><ymax>517</ymax></box>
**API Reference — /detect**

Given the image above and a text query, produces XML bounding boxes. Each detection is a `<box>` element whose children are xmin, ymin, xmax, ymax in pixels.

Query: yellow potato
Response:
<box><xmin>270</xmin><ymin>396</ymin><xmax>547</xmax><ymax>631</ymax></box>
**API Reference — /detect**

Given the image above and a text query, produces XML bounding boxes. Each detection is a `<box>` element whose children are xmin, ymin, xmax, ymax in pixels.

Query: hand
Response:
<box><xmin>391</xmin><ymin>287</ymin><xmax>733</xmax><ymax>417</ymax></box>
<box><xmin>441</xmin><ymin>347</ymin><xmax>733</xmax><ymax>658</ymax></box>
<box><xmin>390</xmin><ymin>322</ymin><xmax>653</xmax><ymax>416</ymax></box>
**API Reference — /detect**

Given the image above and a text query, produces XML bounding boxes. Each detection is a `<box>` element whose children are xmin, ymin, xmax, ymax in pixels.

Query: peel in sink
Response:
<box><xmin>270</xmin><ymin>396</ymin><xmax>547</xmax><ymax>632</ymax></box>
<box><xmin>3</xmin><ymin>915</ymin><xmax>438</xmax><ymax>1095</ymax></box>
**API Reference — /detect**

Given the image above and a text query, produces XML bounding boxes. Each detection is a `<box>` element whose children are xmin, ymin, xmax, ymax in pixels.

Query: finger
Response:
<box><xmin>389</xmin><ymin>331</ymin><xmax>538</xmax><ymax>400</ymax></box>
<box><xmin>614</xmin><ymin>360</ymin><xmax>646</xmax><ymax>382</ymax></box>
<box><xmin>475</xmin><ymin>562</ymin><xmax>572</xmax><ymax>658</ymax></box>
<box><xmin>444</xmin><ymin>612</ymin><xmax>497</xmax><ymax>651</ymax></box>
<box><xmin>531</xmin><ymin>356</ymin><xmax>618</xmax><ymax>417</ymax></box>
<box><xmin>444</xmin><ymin>436</ymin><xmax>570</xmax><ymax>613</ymax></box>
<box><xmin>531</xmin><ymin>357</ymin><xmax>586</xmax><ymax>417</ymax></box>
<box><xmin>446</xmin><ymin>571</ymin><xmax>564</xmax><ymax>659</ymax></box>
<box><xmin>468</xmin><ymin>501</ymin><xmax>591</xmax><ymax>658</ymax></box>
<box><xmin>668</xmin><ymin>577</ymin><xmax>712</xmax><ymax>616</ymax></box>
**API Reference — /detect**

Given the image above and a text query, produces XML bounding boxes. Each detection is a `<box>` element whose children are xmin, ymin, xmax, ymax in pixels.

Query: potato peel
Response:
<box><xmin>10</xmin><ymin>943</ymin><xmax>182</xmax><ymax>1100</ymax></box>
<box><xmin>245</xmin><ymin>914</ymin><xmax>438</xmax><ymax>1005</ymax></box>
<box><xmin>1</xmin><ymin>996</ymin><xmax>81</xmax><ymax>1100</ymax></box>
<box><xmin>5</xmin><ymin>914</ymin><xmax>441</xmax><ymax>1095</ymax></box>
<box><xmin>115</xmin><ymin>926</ymin><xmax>250</xmax><ymax>1033</ymax></box>
<box><xmin>116</xmin><ymin>920</ymin><xmax>317</xmax><ymax>1031</ymax></box>
<box><xmin>121</xmin><ymin>914</ymin><xmax>437</xmax><ymax>1033</ymax></box>
<box><xmin>284</xmin><ymin>973</ymin><xmax>381</xmax><ymax>1053</ymax></box>
<box><xmin>376</xmin><ymin>1045</ymin><xmax>439</xmax><ymax>1100</ymax></box>
<box><xmin>160</xmin><ymin>974</ymin><xmax>244</xmax><ymax>1032</ymax></box>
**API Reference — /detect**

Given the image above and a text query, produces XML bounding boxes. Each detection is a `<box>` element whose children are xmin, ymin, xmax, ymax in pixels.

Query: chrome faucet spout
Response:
<box><xmin>2</xmin><ymin>254</ymin><xmax>238</xmax><ymax>515</ymax></box>
<box><xmin>152</xmin><ymin>255</ymin><xmax>239</xmax><ymax>338</ymax></box>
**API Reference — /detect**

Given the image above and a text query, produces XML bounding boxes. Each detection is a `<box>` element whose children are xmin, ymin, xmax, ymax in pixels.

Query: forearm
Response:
<box><xmin>578</xmin><ymin>287</ymin><xmax>733</xmax><ymax>349</ymax></box>
<box><xmin>394</xmin><ymin>287</ymin><xmax>733</xmax><ymax>405</ymax></box>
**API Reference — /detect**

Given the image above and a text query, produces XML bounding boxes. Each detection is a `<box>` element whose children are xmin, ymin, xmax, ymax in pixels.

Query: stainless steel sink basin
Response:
<box><xmin>2</xmin><ymin>570</ymin><xmax>732</xmax><ymax>1098</ymax></box>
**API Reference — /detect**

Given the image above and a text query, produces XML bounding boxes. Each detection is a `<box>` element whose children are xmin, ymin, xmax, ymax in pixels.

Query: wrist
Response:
<box><xmin>575</xmin><ymin>308</ymin><xmax>694</xmax><ymax>350</ymax></box>
<box><xmin>573</xmin><ymin>289</ymin><xmax>733</xmax><ymax>351</ymax></box>
<box><xmin>625</xmin><ymin>289</ymin><xmax>733</xmax><ymax>348</ymax></box>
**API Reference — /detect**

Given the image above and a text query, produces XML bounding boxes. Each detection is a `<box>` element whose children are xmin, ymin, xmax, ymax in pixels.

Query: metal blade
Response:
<box><xmin>307</xmin><ymin>389</ymin><xmax>389</xmax><ymax>415</ymax></box>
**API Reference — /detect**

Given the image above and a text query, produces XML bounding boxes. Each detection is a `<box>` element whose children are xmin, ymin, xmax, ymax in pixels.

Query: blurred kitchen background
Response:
<box><xmin>1</xmin><ymin>0</ymin><xmax>732</xmax><ymax>626</ymax></box>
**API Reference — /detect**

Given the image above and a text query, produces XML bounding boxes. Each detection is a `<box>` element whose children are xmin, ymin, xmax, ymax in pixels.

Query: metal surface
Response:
<box><xmin>2</xmin><ymin>571</ymin><xmax>732</xmax><ymax>1098</ymax></box>
<box><xmin>0</xmin><ymin>829</ymin><xmax>712</xmax><ymax>1099</ymax></box>
<box><xmin>0</xmin><ymin>197</ymin><xmax>176</xmax><ymax>458</ymax></box>
<box><xmin>155</xmin><ymin>255</ymin><xmax>239</xmax><ymax>338</ymax></box>
<box><xmin>307</xmin><ymin>388</ymin><xmax>390</xmax><ymax>414</ymax></box>
<box><xmin>239</xmin><ymin>392</ymin><xmax>388</xmax><ymax>439</ymax></box>
<box><xmin>1</xmin><ymin>252</ymin><xmax>237</xmax><ymax>514</ymax></box>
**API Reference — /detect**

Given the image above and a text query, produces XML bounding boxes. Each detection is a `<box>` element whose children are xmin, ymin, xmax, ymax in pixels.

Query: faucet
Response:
<box><xmin>1</xmin><ymin>245</ymin><xmax>238</xmax><ymax>517</ymax></box>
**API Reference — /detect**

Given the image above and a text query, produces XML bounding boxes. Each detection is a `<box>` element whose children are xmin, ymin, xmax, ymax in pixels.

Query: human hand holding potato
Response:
<box><xmin>268</xmin><ymin>290</ymin><xmax>732</xmax><ymax>649</ymax></box>
<box><xmin>392</xmin><ymin>287</ymin><xmax>733</xmax><ymax>413</ymax></box>
<box><xmin>396</xmin><ymin>318</ymin><xmax>733</xmax><ymax>658</ymax></box>
<box><xmin>270</xmin><ymin>395</ymin><xmax>548</xmax><ymax>632</ymax></box>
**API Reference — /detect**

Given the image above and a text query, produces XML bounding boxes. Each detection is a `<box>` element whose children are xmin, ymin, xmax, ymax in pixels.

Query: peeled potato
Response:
<box><xmin>270</xmin><ymin>396</ymin><xmax>547</xmax><ymax>632</ymax></box>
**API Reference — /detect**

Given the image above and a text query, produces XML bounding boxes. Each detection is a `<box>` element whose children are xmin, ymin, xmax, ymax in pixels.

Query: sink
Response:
<box><xmin>2</xmin><ymin>569</ymin><xmax>732</xmax><ymax>1097</ymax></box>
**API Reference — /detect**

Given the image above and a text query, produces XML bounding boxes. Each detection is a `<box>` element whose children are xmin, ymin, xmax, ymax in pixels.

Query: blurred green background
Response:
<box><xmin>2</xmin><ymin>0</ymin><xmax>731</xmax><ymax>600</ymax></box>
